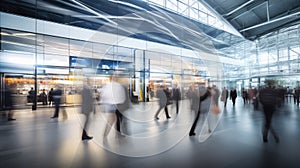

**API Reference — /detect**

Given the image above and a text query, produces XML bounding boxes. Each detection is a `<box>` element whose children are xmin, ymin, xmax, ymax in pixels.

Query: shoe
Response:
<box><xmin>8</xmin><ymin>118</ymin><xmax>16</xmax><ymax>121</ymax></box>
<box><xmin>82</xmin><ymin>129</ymin><xmax>93</xmax><ymax>140</ymax></box>
<box><xmin>155</xmin><ymin>117</ymin><xmax>159</xmax><ymax>120</ymax></box>
<box><xmin>82</xmin><ymin>135</ymin><xmax>93</xmax><ymax>140</ymax></box>
<box><xmin>208</xmin><ymin>129</ymin><xmax>212</xmax><ymax>133</ymax></box>
<box><xmin>51</xmin><ymin>116</ymin><xmax>58</xmax><ymax>118</ymax></box>
<box><xmin>167</xmin><ymin>116</ymin><xmax>171</xmax><ymax>119</ymax></box>
<box><xmin>263</xmin><ymin>138</ymin><xmax>268</xmax><ymax>143</ymax></box>
<box><xmin>189</xmin><ymin>132</ymin><xmax>196</xmax><ymax>136</ymax></box>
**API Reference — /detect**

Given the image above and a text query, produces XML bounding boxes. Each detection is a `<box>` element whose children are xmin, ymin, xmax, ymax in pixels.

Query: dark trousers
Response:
<box><xmin>224</xmin><ymin>99</ymin><xmax>227</xmax><ymax>107</ymax></box>
<box><xmin>164</xmin><ymin>105</ymin><xmax>170</xmax><ymax>117</ymax></box>
<box><xmin>294</xmin><ymin>96</ymin><xmax>299</xmax><ymax>105</ymax></box>
<box><xmin>175</xmin><ymin>100</ymin><xmax>179</xmax><ymax>114</ymax></box>
<box><xmin>155</xmin><ymin>105</ymin><xmax>170</xmax><ymax>118</ymax></box>
<box><xmin>262</xmin><ymin>105</ymin><xmax>279</xmax><ymax>140</ymax></box>
<box><xmin>243</xmin><ymin>97</ymin><xmax>247</xmax><ymax>104</ymax></box>
<box><xmin>190</xmin><ymin>109</ymin><xmax>201</xmax><ymax>134</ymax></box>
<box><xmin>53</xmin><ymin>99</ymin><xmax>61</xmax><ymax>117</ymax></box>
<box><xmin>115</xmin><ymin>109</ymin><xmax>123</xmax><ymax>133</ymax></box>
<box><xmin>232</xmin><ymin>98</ymin><xmax>236</xmax><ymax>106</ymax></box>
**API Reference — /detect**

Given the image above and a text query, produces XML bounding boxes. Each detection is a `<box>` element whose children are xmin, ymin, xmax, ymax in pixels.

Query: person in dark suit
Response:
<box><xmin>51</xmin><ymin>85</ymin><xmax>63</xmax><ymax>118</ymax></box>
<box><xmin>189</xmin><ymin>87</ymin><xmax>211</xmax><ymax>136</ymax></box>
<box><xmin>230</xmin><ymin>87</ymin><xmax>237</xmax><ymax>106</ymax></box>
<box><xmin>154</xmin><ymin>85</ymin><xmax>171</xmax><ymax>120</ymax></box>
<box><xmin>172</xmin><ymin>84</ymin><xmax>181</xmax><ymax>114</ymax></box>
<box><xmin>259</xmin><ymin>84</ymin><xmax>280</xmax><ymax>143</ymax></box>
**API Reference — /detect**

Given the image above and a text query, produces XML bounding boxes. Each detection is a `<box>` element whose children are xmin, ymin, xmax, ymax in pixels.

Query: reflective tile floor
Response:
<box><xmin>1</xmin><ymin>98</ymin><xmax>300</xmax><ymax>168</ymax></box>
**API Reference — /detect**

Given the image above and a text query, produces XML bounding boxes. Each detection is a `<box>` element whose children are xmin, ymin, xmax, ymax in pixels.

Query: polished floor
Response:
<box><xmin>1</xmin><ymin>97</ymin><xmax>300</xmax><ymax>168</ymax></box>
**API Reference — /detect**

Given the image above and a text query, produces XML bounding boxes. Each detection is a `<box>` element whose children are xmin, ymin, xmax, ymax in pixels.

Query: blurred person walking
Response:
<box><xmin>101</xmin><ymin>74</ymin><xmax>127</xmax><ymax>136</ymax></box>
<box><xmin>50</xmin><ymin>85</ymin><xmax>63</xmax><ymax>118</ymax></box>
<box><xmin>154</xmin><ymin>85</ymin><xmax>171</xmax><ymax>120</ymax></box>
<box><xmin>189</xmin><ymin>84</ymin><xmax>200</xmax><ymax>116</ymax></box>
<box><xmin>4</xmin><ymin>88</ymin><xmax>16</xmax><ymax>121</ymax></box>
<box><xmin>259</xmin><ymin>82</ymin><xmax>280</xmax><ymax>143</ymax></box>
<box><xmin>80</xmin><ymin>79</ymin><xmax>94</xmax><ymax>140</ymax></box>
<box><xmin>172</xmin><ymin>84</ymin><xmax>181</xmax><ymax>114</ymax></box>
<box><xmin>189</xmin><ymin>87</ymin><xmax>211</xmax><ymax>136</ymax></box>
<box><xmin>242</xmin><ymin>88</ymin><xmax>248</xmax><ymax>104</ymax></box>
<box><xmin>212</xmin><ymin>85</ymin><xmax>220</xmax><ymax>106</ymax></box>
<box><xmin>230</xmin><ymin>88</ymin><xmax>237</xmax><ymax>106</ymax></box>
<box><xmin>220</xmin><ymin>87</ymin><xmax>229</xmax><ymax>107</ymax></box>
<box><xmin>294</xmin><ymin>87</ymin><xmax>300</xmax><ymax>106</ymax></box>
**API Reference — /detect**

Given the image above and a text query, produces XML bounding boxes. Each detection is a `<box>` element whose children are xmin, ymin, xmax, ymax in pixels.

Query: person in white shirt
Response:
<box><xmin>101</xmin><ymin>74</ymin><xmax>127</xmax><ymax>137</ymax></box>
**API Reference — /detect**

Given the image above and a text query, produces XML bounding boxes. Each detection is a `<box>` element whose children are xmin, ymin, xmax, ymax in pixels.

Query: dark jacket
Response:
<box><xmin>172</xmin><ymin>88</ymin><xmax>181</xmax><ymax>101</ymax></box>
<box><xmin>230</xmin><ymin>90</ymin><xmax>237</xmax><ymax>99</ymax></box>
<box><xmin>259</xmin><ymin>87</ymin><xmax>278</xmax><ymax>106</ymax></box>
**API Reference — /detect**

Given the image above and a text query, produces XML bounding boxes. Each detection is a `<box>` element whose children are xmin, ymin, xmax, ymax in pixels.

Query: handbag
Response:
<box><xmin>212</xmin><ymin>105</ymin><xmax>220</xmax><ymax>114</ymax></box>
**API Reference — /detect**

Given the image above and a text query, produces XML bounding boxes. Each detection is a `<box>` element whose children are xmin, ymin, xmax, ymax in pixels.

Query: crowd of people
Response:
<box><xmin>4</xmin><ymin>77</ymin><xmax>299</xmax><ymax>144</ymax></box>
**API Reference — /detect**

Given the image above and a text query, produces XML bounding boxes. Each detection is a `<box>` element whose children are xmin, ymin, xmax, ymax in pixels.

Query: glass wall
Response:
<box><xmin>220</xmin><ymin>24</ymin><xmax>300</xmax><ymax>89</ymax></box>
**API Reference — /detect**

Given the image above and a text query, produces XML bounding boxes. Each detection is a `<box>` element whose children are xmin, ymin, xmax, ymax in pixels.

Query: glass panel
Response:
<box><xmin>208</xmin><ymin>15</ymin><xmax>216</xmax><ymax>26</ymax></box>
<box><xmin>189</xmin><ymin>0</ymin><xmax>198</xmax><ymax>9</ymax></box>
<box><xmin>198</xmin><ymin>2</ymin><xmax>208</xmax><ymax>13</ymax></box>
<box><xmin>1</xmin><ymin>29</ymin><xmax>36</xmax><ymax>53</ymax></box>
<box><xmin>278</xmin><ymin>48</ymin><xmax>288</xmax><ymax>61</ymax></box>
<box><xmin>43</xmin><ymin>54</ymin><xmax>69</xmax><ymax>66</ymax></box>
<box><xmin>149</xmin><ymin>0</ymin><xmax>164</xmax><ymax>6</ymax></box>
<box><xmin>114</xmin><ymin>46</ymin><xmax>133</xmax><ymax>57</ymax></box>
<box><xmin>199</xmin><ymin>11</ymin><xmax>207</xmax><ymax>23</ymax></box>
<box><xmin>290</xmin><ymin>46</ymin><xmax>300</xmax><ymax>60</ymax></box>
<box><xmin>70</xmin><ymin>40</ymin><xmax>92</xmax><ymax>57</ymax></box>
<box><xmin>268</xmin><ymin>48</ymin><xmax>277</xmax><ymax>64</ymax></box>
<box><xmin>178</xmin><ymin>1</ymin><xmax>188</xmax><ymax>14</ymax></box>
<box><xmin>190</xmin><ymin>7</ymin><xmax>198</xmax><ymax>20</ymax></box>
<box><xmin>166</xmin><ymin>0</ymin><xmax>177</xmax><ymax>11</ymax></box>
<box><xmin>93</xmin><ymin>43</ymin><xmax>112</xmax><ymax>58</ymax></box>
<box><xmin>258</xmin><ymin>51</ymin><xmax>268</xmax><ymax>65</ymax></box>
